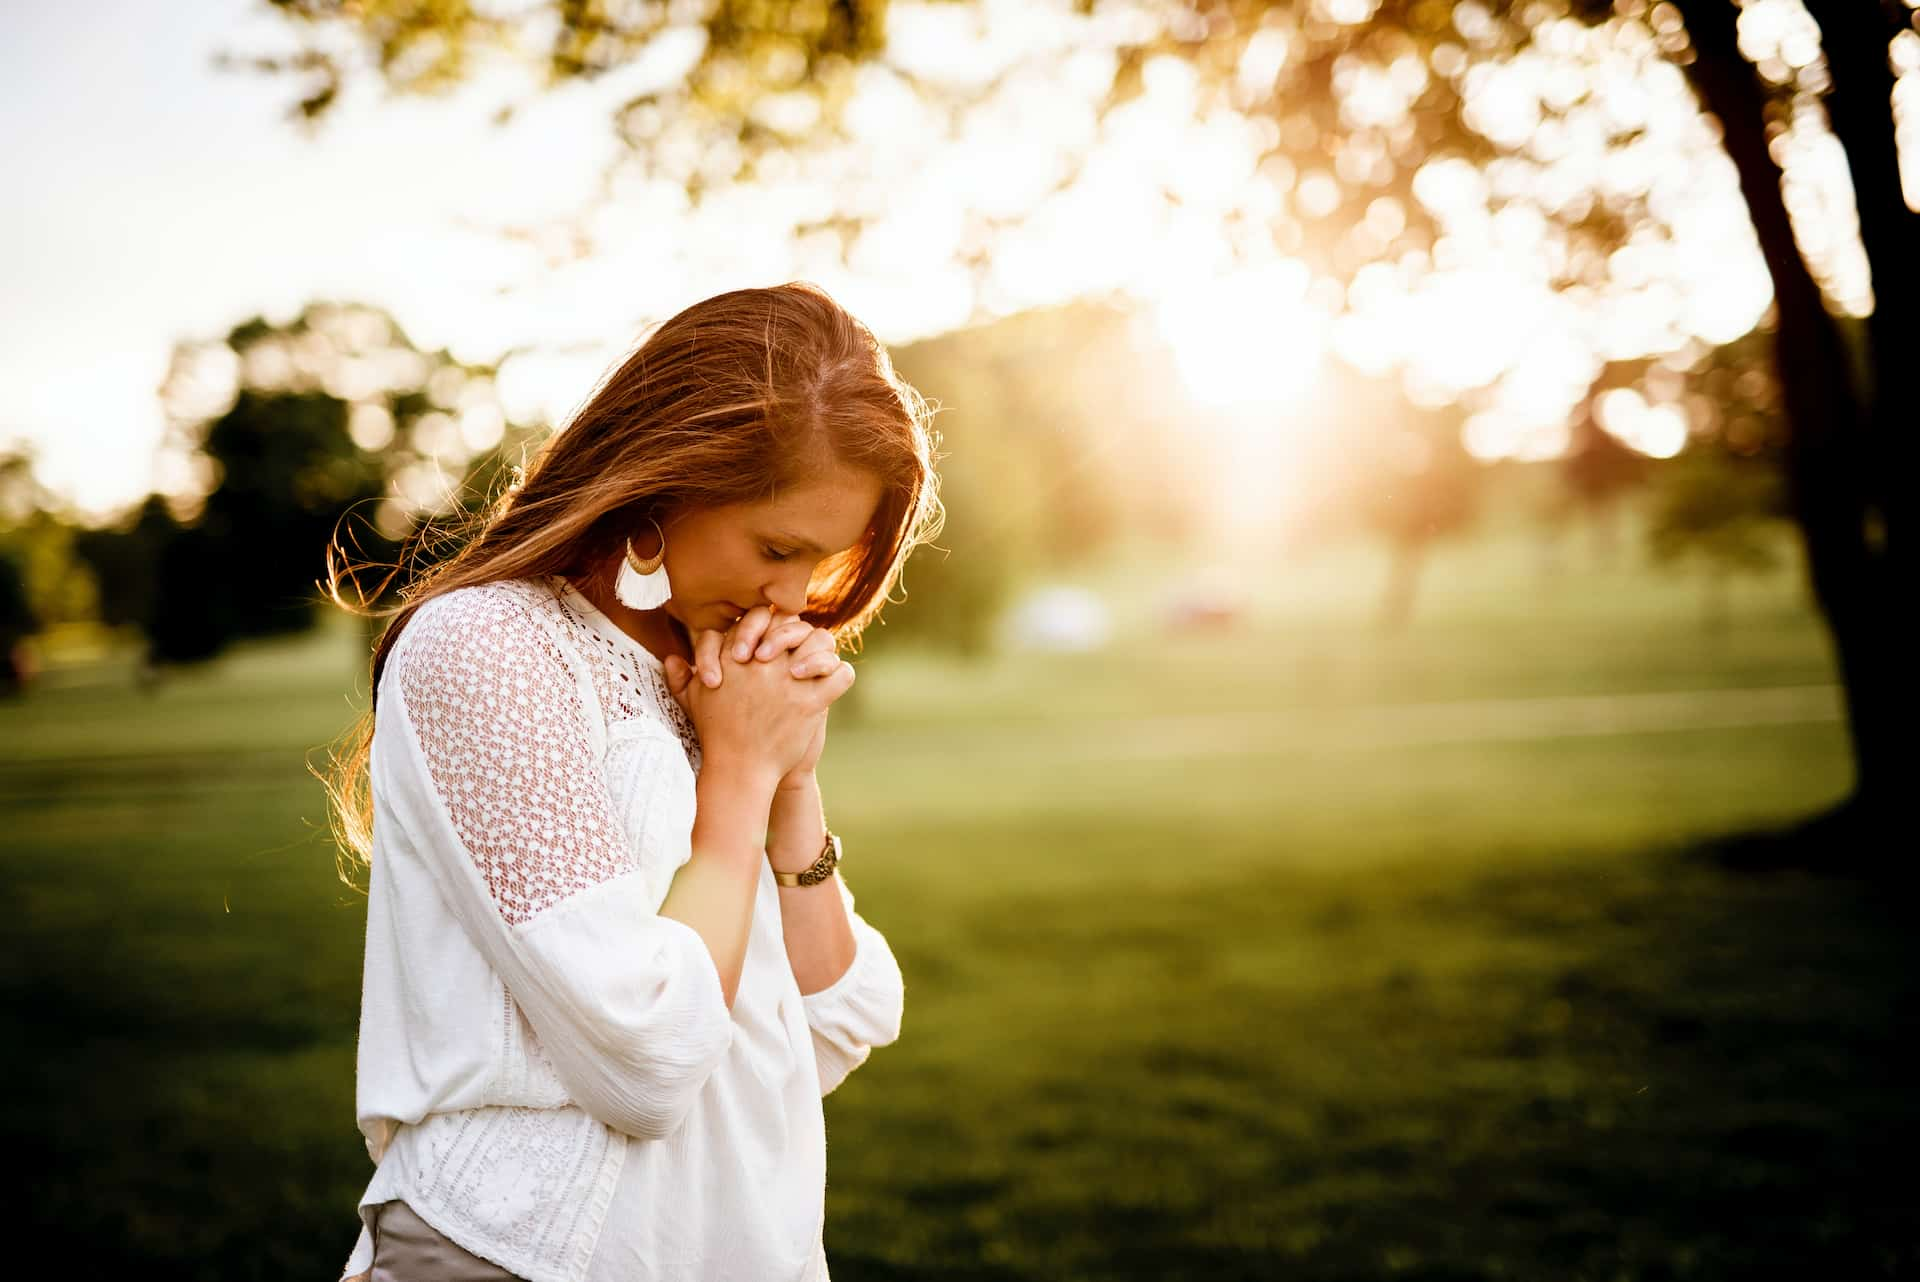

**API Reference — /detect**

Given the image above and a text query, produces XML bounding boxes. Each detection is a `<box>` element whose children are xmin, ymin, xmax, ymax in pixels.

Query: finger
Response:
<box><xmin>729</xmin><ymin>605</ymin><xmax>776</xmax><ymax>663</ymax></box>
<box><xmin>754</xmin><ymin>619</ymin><xmax>815</xmax><ymax>661</ymax></box>
<box><xmin>694</xmin><ymin>628</ymin><xmax>725</xmax><ymax>688</ymax></box>
<box><xmin>818</xmin><ymin>659</ymin><xmax>856</xmax><ymax>701</ymax></box>
<box><xmin>788</xmin><ymin>640</ymin><xmax>842</xmax><ymax>678</ymax></box>
<box><xmin>784</xmin><ymin>629</ymin><xmax>836</xmax><ymax>666</ymax></box>
<box><xmin>662</xmin><ymin>653</ymin><xmax>691</xmax><ymax>701</ymax></box>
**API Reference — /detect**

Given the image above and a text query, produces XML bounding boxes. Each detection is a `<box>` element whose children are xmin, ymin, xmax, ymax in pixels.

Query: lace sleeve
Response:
<box><xmin>377</xmin><ymin>584</ymin><xmax>733</xmax><ymax>1140</ymax></box>
<box><xmin>393</xmin><ymin>584</ymin><xmax>636</xmax><ymax>925</ymax></box>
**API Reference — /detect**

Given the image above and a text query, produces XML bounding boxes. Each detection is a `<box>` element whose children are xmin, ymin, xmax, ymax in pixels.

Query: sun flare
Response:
<box><xmin>1152</xmin><ymin>260</ymin><xmax>1329</xmax><ymax>415</ymax></box>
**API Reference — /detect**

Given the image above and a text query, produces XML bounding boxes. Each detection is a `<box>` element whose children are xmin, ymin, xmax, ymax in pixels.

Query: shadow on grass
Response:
<box><xmin>1687</xmin><ymin>794</ymin><xmax>1913</xmax><ymax>889</ymax></box>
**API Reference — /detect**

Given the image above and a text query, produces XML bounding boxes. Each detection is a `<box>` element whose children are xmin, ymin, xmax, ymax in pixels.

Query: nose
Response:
<box><xmin>763</xmin><ymin>567</ymin><xmax>811</xmax><ymax>616</ymax></box>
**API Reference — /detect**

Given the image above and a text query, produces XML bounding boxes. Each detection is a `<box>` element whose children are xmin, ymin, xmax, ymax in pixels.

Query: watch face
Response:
<box><xmin>801</xmin><ymin>832</ymin><xmax>839</xmax><ymax>885</ymax></box>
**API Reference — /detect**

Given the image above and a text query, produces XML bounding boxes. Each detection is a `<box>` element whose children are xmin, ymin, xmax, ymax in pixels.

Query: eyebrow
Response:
<box><xmin>763</xmin><ymin>528</ymin><xmax>831</xmax><ymax>555</ymax></box>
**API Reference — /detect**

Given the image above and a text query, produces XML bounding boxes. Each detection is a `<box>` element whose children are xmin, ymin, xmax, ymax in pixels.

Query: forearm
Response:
<box><xmin>767</xmin><ymin>773</ymin><xmax>857</xmax><ymax>995</ymax></box>
<box><xmin>657</xmin><ymin>759</ymin><xmax>780</xmax><ymax>1010</ymax></box>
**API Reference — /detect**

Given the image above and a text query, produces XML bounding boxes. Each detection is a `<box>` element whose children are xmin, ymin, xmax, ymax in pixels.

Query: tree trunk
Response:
<box><xmin>1807</xmin><ymin>0</ymin><xmax>1911</xmax><ymax>582</ymax></box>
<box><xmin>1673</xmin><ymin>0</ymin><xmax>1899</xmax><ymax>824</ymax></box>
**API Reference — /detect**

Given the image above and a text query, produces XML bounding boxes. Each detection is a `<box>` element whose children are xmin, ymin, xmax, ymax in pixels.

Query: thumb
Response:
<box><xmin>662</xmin><ymin>654</ymin><xmax>691</xmax><ymax>702</ymax></box>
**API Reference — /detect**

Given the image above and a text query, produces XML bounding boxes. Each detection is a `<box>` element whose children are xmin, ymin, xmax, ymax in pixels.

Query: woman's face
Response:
<box><xmin>655</xmin><ymin>461</ymin><xmax>884</xmax><ymax>632</ymax></box>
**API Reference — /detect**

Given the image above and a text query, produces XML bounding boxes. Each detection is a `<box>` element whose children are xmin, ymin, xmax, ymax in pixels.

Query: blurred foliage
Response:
<box><xmin>0</xmin><ymin>551</ymin><xmax>32</xmax><ymax>695</ymax></box>
<box><xmin>880</xmin><ymin>297</ymin><xmax>1211</xmax><ymax>652</ymax></box>
<box><xmin>1558</xmin><ymin>414</ymin><xmax>1647</xmax><ymax>515</ymax></box>
<box><xmin>0</xmin><ymin>450</ymin><xmax>100</xmax><ymax>631</ymax></box>
<box><xmin>1527</xmin><ymin>324</ymin><xmax>1797</xmax><ymax>592</ymax></box>
<box><xmin>1546</xmin><ymin>414</ymin><xmax>1649</xmax><ymax>570</ymax></box>
<box><xmin>1647</xmin><ymin>443</ymin><xmax>1790</xmax><ymax>577</ymax></box>
<box><xmin>71</xmin><ymin>497</ymin><xmax>174</xmax><ymax>632</ymax></box>
<box><xmin>235</xmin><ymin>0</ymin><xmax>1656</xmax><ymax>290</ymax></box>
<box><xmin>225</xmin><ymin>0</ymin><xmax>1820</xmax><ymax>648</ymax></box>
<box><xmin>1557</xmin><ymin>356</ymin><xmax>1656</xmax><ymax>535</ymax></box>
<box><xmin>64</xmin><ymin>303</ymin><xmax>531</xmax><ymax>668</ymax></box>
<box><xmin>1640</xmin><ymin>326</ymin><xmax>1795</xmax><ymax>617</ymax></box>
<box><xmin>0</xmin><ymin>553</ymin><xmax>30</xmax><ymax>639</ymax></box>
<box><xmin>231</xmin><ymin>0</ymin><xmax>890</xmax><ymax>204</ymax></box>
<box><xmin>191</xmin><ymin>389</ymin><xmax>379</xmax><ymax>644</ymax></box>
<box><xmin>0</xmin><ymin>513</ymin><xmax>99</xmax><ymax>633</ymax></box>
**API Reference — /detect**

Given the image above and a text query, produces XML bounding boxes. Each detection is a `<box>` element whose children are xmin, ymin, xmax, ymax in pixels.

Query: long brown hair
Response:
<box><xmin>316</xmin><ymin>281</ymin><xmax>944</xmax><ymax>887</ymax></box>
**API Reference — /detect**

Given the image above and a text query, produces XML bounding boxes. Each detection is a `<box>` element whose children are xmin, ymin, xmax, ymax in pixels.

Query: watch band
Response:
<box><xmin>772</xmin><ymin>829</ymin><xmax>840</xmax><ymax>887</ymax></box>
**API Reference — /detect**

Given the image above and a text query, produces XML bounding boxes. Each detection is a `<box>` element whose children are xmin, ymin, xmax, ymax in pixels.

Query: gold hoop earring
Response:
<box><xmin>625</xmin><ymin>516</ymin><xmax>666</xmax><ymax>574</ymax></box>
<box><xmin>615</xmin><ymin>515</ymin><xmax>671</xmax><ymax>609</ymax></box>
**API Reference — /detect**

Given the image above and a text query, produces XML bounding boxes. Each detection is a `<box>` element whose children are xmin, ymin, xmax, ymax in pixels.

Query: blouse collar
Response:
<box><xmin>550</xmin><ymin>575</ymin><xmax>666</xmax><ymax>672</ymax></box>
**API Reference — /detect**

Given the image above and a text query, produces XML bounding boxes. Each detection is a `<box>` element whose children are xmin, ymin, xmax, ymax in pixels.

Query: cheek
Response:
<box><xmin>674</xmin><ymin>541</ymin><xmax>746</xmax><ymax>590</ymax></box>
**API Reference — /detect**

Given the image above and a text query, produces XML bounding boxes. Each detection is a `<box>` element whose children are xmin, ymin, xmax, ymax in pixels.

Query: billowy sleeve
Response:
<box><xmin>801</xmin><ymin>870</ymin><xmax>905</xmax><ymax>1096</ymax></box>
<box><xmin>340</xmin><ymin>1223</ymin><xmax>373</xmax><ymax>1280</ymax></box>
<box><xmin>373</xmin><ymin>587</ymin><xmax>733</xmax><ymax>1140</ymax></box>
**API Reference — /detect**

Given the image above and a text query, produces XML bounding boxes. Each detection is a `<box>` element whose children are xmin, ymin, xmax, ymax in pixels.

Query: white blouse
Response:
<box><xmin>338</xmin><ymin>575</ymin><xmax>905</xmax><ymax>1282</ymax></box>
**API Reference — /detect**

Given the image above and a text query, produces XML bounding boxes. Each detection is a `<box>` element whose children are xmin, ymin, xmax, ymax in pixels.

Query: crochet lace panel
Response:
<box><xmin>548</xmin><ymin>580</ymin><xmax>703</xmax><ymax>773</ymax></box>
<box><xmin>392</xmin><ymin>580</ymin><xmax>692</xmax><ymax>927</ymax></box>
<box><xmin>405</xmin><ymin>1105</ymin><xmax>617</xmax><ymax>1270</ymax></box>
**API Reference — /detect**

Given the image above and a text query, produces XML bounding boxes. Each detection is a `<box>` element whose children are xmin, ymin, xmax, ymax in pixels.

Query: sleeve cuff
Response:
<box><xmin>801</xmin><ymin>909</ymin><xmax>904</xmax><ymax>1049</ymax></box>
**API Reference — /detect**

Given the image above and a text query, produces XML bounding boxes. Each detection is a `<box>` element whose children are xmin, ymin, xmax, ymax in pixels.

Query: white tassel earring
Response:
<box><xmin>615</xmin><ymin>516</ymin><xmax>673</xmax><ymax>610</ymax></box>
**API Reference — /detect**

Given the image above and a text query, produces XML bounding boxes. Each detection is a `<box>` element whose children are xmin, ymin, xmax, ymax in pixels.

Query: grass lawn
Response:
<box><xmin>3</xmin><ymin>524</ymin><xmax>1912</xmax><ymax>1280</ymax></box>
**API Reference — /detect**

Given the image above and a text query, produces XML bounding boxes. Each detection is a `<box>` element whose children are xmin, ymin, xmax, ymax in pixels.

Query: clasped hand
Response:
<box><xmin>660</xmin><ymin>605</ymin><xmax>854</xmax><ymax>788</ymax></box>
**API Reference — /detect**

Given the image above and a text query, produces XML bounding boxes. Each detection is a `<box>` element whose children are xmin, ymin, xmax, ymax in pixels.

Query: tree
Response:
<box><xmin>1624</xmin><ymin>323</ymin><xmax>1793</xmax><ymax>628</ymax></box>
<box><xmin>0</xmin><ymin>448</ymin><xmax>101</xmax><ymax>635</ymax></box>
<box><xmin>71</xmin><ymin>496</ymin><xmax>176</xmax><ymax>633</ymax></box>
<box><xmin>106</xmin><ymin>302</ymin><xmax>531</xmax><ymax>666</ymax></box>
<box><xmin>1647</xmin><ymin>442</ymin><xmax>1792</xmax><ymax>631</ymax></box>
<box><xmin>0</xmin><ymin>551</ymin><xmax>34</xmax><ymax>696</ymax></box>
<box><xmin>1661</xmin><ymin>0</ymin><xmax>1904</xmax><ymax>843</ymax></box>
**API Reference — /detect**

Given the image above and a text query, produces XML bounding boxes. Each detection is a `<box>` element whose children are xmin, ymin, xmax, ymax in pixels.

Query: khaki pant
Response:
<box><xmin>369</xmin><ymin>1199</ymin><xmax>527</xmax><ymax>1282</ymax></box>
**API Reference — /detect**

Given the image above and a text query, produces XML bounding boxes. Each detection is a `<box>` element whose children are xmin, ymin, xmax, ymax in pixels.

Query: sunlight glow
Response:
<box><xmin>1597</xmin><ymin>386</ymin><xmax>1690</xmax><ymax>458</ymax></box>
<box><xmin>1152</xmin><ymin>261</ymin><xmax>1327</xmax><ymax>413</ymax></box>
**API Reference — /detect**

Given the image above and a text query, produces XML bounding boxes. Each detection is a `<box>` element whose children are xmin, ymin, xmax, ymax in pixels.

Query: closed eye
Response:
<box><xmin>762</xmin><ymin>546</ymin><xmax>794</xmax><ymax>562</ymax></box>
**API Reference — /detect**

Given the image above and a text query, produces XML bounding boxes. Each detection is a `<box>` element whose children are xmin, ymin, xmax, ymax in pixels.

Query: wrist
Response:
<box><xmin>699</xmin><ymin>756</ymin><xmax>783</xmax><ymax>811</ymax></box>
<box><xmin>770</xmin><ymin>829</ymin><xmax>841</xmax><ymax>886</ymax></box>
<box><xmin>768</xmin><ymin>846</ymin><xmax>826</xmax><ymax>875</ymax></box>
<box><xmin>767</xmin><ymin>821</ymin><xmax>827</xmax><ymax>874</ymax></box>
<box><xmin>767</xmin><ymin>779</ymin><xmax>826</xmax><ymax>873</ymax></box>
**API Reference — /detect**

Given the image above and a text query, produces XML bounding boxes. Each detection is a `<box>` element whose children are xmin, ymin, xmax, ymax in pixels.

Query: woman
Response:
<box><xmin>323</xmin><ymin>282</ymin><xmax>943</xmax><ymax>1282</ymax></box>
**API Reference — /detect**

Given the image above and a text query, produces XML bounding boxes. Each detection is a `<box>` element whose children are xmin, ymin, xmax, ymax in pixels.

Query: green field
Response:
<box><xmin>4</xmin><ymin>525</ymin><xmax>1913</xmax><ymax>1280</ymax></box>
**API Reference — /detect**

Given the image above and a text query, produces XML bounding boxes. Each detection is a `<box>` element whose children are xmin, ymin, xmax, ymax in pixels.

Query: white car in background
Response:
<box><xmin>999</xmin><ymin>585</ymin><xmax>1113</xmax><ymax>653</ymax></box>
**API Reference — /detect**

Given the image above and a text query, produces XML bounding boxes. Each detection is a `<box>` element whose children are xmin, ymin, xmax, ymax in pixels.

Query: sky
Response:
<box><xmin>2</xmin><ymin>0</ymin><xmax>1899</xmax><ymax>523</ymax></box>
<box><xmin>1</xmin><ymin>0</ymin><xmax>785</xmax><ymax>517</ymax></box>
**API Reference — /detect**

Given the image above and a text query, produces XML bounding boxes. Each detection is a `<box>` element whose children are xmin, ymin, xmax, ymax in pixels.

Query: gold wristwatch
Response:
<box><xmin>772</xmin><ymin>829</ymin><xmax>841</xmax><ymax>887</ymax></box>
